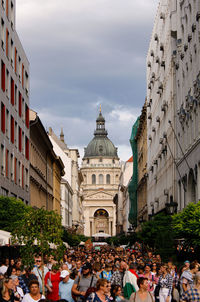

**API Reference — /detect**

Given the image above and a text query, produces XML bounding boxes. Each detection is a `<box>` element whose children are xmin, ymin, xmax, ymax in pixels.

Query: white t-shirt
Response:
<box><xmin>0</xmin><ymin>265</ymin><xmax>8</xmax><ymax>275</ymax></box>
<box><xmin>22</xmin><ymin>293</ymin><xmax>45</xmax><ymax>302</ymax></box>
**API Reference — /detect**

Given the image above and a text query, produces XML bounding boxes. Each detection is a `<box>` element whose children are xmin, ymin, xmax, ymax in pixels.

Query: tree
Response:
<box><xmin>0</xmin><ymin>196</ymin><xmax>30</xmax><ymax>231</ymax></box>
<box><xmin>11</xmin><ymin>207</ymin><xmax>64</xmax><ymax>295</ymax></box>
<box><xmin>137</xmin><ymin>212</ymin><xmax>175</xmax><ymax>260</ymax></box>
<box><xmin>172</xmin><ymin>201</ymin><xmax>200</xmax><ymax>249</ymax></box>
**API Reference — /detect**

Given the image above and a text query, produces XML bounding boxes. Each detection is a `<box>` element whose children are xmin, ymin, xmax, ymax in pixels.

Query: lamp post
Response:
<box><xmin>165</xmin><ymin>196</ymin><xmax>178</xmax><ymax>215</ymax></box>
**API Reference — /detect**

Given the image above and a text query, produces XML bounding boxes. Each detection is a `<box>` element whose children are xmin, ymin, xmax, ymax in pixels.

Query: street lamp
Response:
<box><xmin>165</xmin><ymin>196</ymin><xmax>178</xmax><ymax>214</ymax></box>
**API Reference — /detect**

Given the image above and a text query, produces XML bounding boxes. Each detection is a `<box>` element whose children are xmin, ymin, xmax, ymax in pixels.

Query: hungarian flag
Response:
<box><xmin>123</xmin><ymin>269</ymin><xmax>139</xmax><ymax>299</ymax></box>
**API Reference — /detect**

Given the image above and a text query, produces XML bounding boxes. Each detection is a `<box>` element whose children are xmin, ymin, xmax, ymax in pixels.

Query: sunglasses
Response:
<box><xmin>36</xmin><ymin>260</ymin><xmax>41</xmax><ymax>263</ymax></box>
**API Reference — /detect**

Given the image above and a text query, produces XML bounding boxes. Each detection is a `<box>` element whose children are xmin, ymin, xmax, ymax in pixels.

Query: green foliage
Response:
<box><xmin>62</xmin><ymin>230</ymin><xmax>90</xmax><ymax>246</ymax></box>
<box><xmin>0</xmin><ymin>196</ymin><xmax>30</xmax><ymax>232</ymax></box>
<box><xmin>11</xmin><ymin>207</ymin><xmax>64</xmax><ymax>268</ymax></box>
<box><xmin>172</xmin><ymin>201</ymin><xmax>200</xmax><ymax>248</ymax></box>
<box><xmin>137</xmin><ymin>212</ymin><xmax>175</xmax><ymax>260</ymax></box>
<box><xmin>106</xmin><ymin>233</ymin><xmax>137</xmax><ymax>247</ymax></box>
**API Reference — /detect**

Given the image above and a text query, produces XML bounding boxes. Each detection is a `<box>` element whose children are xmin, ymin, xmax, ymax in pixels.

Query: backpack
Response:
<box><xmin>84</xmin><ymin>275</ymin><xmax>96</xmax><ymax>301</ymax></box>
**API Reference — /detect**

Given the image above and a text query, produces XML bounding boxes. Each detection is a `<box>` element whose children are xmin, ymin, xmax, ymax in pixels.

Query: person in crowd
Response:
<box><xmin>182</xmin><ymin>272</ymin><xmax>200</xmax><ymax>302</ymax></box>
<box><xmin>0</xmin><ymin>277</ymin><xmax>14</xmax><ymax>302</ymax></box>
<box><xmin>46</xmin><ymin>255</ymin><xmax>56</xmax><ymax>271</ymax></box>
<box><xmin>72</xmin><ymin>262</ymin><xmax>98</xmax><ymax>302</ymax></box>
<box><xmin>0</xmin><ymin>261</ymin><xmax>8</xmax><ymax>276</ymax></box>
<box><xmin>10</xmin><ymin>276</ymin><xmax>24</xmax><ymax>302</ymax></box>
<box><xmin>140</xmin><ymin>265</ymin><xmax>155</xmax><ymax>292</ymax></box>
<box><xmin>22</xmin><ymin>280</ymin><xmax>45</xmax><ymax>302</ymax></box>
<box><xmin>93</xmin><ymin>263</ymin><xmax>102</xmax><ymax>279</ymax></box>
<box><xmin>44</xmin><ymin>264</ymin><xmax>60</xmax><ymax>301</ymax></box>
<box><xmin>152</xmin><ymin>264</ymin><xmax>157</xmax><ymax>276</ymax></box>
<box><xmin>129</xmin><ymin>277</ymin><xmax>154</xmax><ymax>302</ymax></box>
<box><xmin>59</xmin><ymin>270</ymin><xmax>74</xmax><ymax>302</ymax></box>
<box><xmin>100</xmin><ymin>264</ymin><xmax>113</xmax><ymax>281</ymax></box>
<box><xmin>111</xmin><ymin>285</ymin><xmax>124</xmax><ymax>302</ymax></box>
<box><xmin>158</xmin><ymin>264</ymin><xmax>173</xmax><ymax>302</ymax></box>
<box><xmin>32</xmin><ymin>257</ymin><xmax>49</xmax><ymax>294</ymax></box>
<box><xmin>180</xmin><ymin>262</ymin><xmax>199</xmax><ymax>299</ymax></box>
<box><xmin>123</xmin><ymin>262</ymin><xmax>139</xmax><ymax>299</ymax></box>
<box><xmin>110</xmin><ymin>264</ymin><xmax>123</xmax><ymax>287</ymax></box>
<box><xmin>18</xmin><ymin>267</ymin><xmax>37</xmax><ymax>295</ymax></box>
<box><xmin>86</xmin><ymin>278</ymin><xmax>110</xmax><ymax>302</ymax></box>
<box><xmin>7</xmin><ymin>268</ymin><xmax>17</xmax><ymax>278</ymax></box>
<box><xmin>65</xmin><ymin>257</ymin><xmax>72</xmax><ymax>270</ymax></box>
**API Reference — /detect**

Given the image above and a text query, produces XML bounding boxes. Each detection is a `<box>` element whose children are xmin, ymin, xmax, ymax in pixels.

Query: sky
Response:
<box><xmin>16</xmin><ymin>0</ymin><xmax>159</xmax><ymax>161</ymax></box>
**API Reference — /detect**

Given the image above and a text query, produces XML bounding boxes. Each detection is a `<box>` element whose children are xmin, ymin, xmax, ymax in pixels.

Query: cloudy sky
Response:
<box><xmin>16</xmin><ymin>0</ymin><xmax>159</xmax><ymax>161</ymax></box>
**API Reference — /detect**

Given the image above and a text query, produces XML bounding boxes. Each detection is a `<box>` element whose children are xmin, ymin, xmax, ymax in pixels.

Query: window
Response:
<box><xmin>1</xmin><ymin>19</ymin><xmax>4</xmax><ymax>50</ymax></box>
<box><xmin>14</xmin><ymin>47</ymin><xmax>17</xmax><ymax>73</ymax></box>
<box><xmin>92</xmin><ymin>174</ymin><xmax>96</xmax><ymax>184</ymax></box>
<box><xmin>6</xmin><ymin>69</ymin><xmax>9</xmax><ymax>97</ymax></box>
<box><xmin>10</xmin><ymin>153</ymin><xmax>14</xmax><ymax>181</ymax></box>
<box><xmin>10</xmin><ymin>77</ymin><xmax>14</xmax><ymax>105</ymax></box>
<box><xmin>1</xmin><ymin>144</ymin><xmax>4</xmax><ymax>175</ymax></box>
<box><xmin>25</xmin><ymin>104</ymin><xmax>29</xmax><ymax>128</ymax></box>
<box><xmin>25</xmin><ymin>137</ymin><xmax>29</xmax><ymax>160</ymax></box>
<box><xmin>22</xmin><ymin>131</ymin><xmax>24</xmax><ymax>153</ymax></box>
<box><xmin>10</xmin><ymin>39</ymin><xmax>13</xmax><ymax>65</ymax></box>
<box><xmin>15</xmin><ymin>84</ymin><xmax>17</xmax><ymax>108</ymax></box>
<box><xmin>11</xmin><ymin>1</ymin><xmax>14</xmax><ymax>29</ymax></box>
<box><xmin>10</xmin><ymin>116</ymin><xmax>14</xmax><ymax>143</ymax></box>
<box><xmin>18</xmin><ymin>92</ymin><xmax>22</xmax><ymax>117</ymax></box>
<box><xmin>18</xmin><ymin>161</ymin><xmax>21</xmax><ymax>185</ymax></box>
<box><xmin>99</xmin><ymin>174</ymin><xmax>103</xmax><ymax>184</ymax></box>
<box><xmin>14</xmin><ymin>157</ymin><xmax>17</xmax><ymax>184</ymax></box>
<box><xmin>22</xmin><ymin>164</ymin><xmax>24</xmax><ymax>188</ymax></box>
<box><xmin>5</xmin><ymin>149</ymin><xmax>9</xmax><ymax>178</ymax></box>
<box><xmin>6</xmin><ymin>109</ymin><xmax>9</xmax><ymax>138</ymax></box>
<box><xmin>18</xmin><ymin>126</ymin><xmax>22</xmax><ymax>152</ymax></box>
<box><xmin>15</xmin><ymin>121</ymin><xmax>17</xmax><ymax>147</ymax></box>
<box><xmin>22</xmin><ymin>64</ymin><xmax>24</xmax><ymax>88</ymax></box>
<box><xmin>106</xmin><ymin>174</ymin><xmax>110</xmax><ymax>184</ymax></box>
<box><xmin>6</xmin><ymin>28</ymin><xmax>9</xmax><ymax>57</ymax></box>
<box><xmin>1</xmin><ymin>102</ymin><xmax>5</xmax><ymax>133</ymax></box>
<box><xmin>6</xmin><ymin>0</ymin><xmax>9</xmax><ymax>18</ymax></box>
<box><xmin>1</xmin><ymin>60</ymin><xmax>5</xmax><ymax>91</ymax></box>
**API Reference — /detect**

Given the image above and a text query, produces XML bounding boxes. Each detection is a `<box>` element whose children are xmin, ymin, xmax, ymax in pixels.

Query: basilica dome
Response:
<box><xmin>83</xmin><ymin>111</ymin><xmax>118</xmax><ymax>159</ymax></box>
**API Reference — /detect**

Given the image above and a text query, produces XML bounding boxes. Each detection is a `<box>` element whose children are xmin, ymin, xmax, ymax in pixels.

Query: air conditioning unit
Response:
<box><xmin>156</xmin><ymin>116</ymin><xmax>160</xmax><ymax>123</ymax></box>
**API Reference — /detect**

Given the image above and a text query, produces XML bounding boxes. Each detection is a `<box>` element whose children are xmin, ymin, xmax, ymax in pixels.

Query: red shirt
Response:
<box><xmin>45</xmin><ymin>271</ymin><xmax>60</xmax><ymax>301</ymax></box>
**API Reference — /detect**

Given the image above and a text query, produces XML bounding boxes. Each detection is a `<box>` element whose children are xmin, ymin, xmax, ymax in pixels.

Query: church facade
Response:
<box><xmin>81</xmin><ymin>110</ymin><xmax>121</xmax><ymax>237</ymax></box>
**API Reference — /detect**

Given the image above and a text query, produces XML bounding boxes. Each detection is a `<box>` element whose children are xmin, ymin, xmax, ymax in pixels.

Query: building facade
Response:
<box><xmin>53</xmin><ymin>157</ymin><xmax>65</xmax><ymax>213</ymax></box>
<box><xmin>136</xmin><ymin>102</ymin><xmax>148</xmax><ymax>226</ymax></box>
<box><xmin>146</xmin><ymin>0</ymin><xmax>177</xmax><ymax>217</ymax></box>
<box><xmin>115</xmin><ymin>157</ymin><xmax>133</xmax><ymax>235</ymax></box>
<box><xmin>174</xmin><ymin>0</ymin><xmax>200</xmax><ymax>209</ymax></box>
<box><xmin>81</xmin><ymin>110</ymin><xmax>121</xmax><ymax>237</ymax></box>
<box><xmin>48</xmin><ymin>128</ymin><xmax>83</xmax><ymax>231</ymax></box>
<box><xmin>0</xmin><ymin>0</ymin><xmax>30</xmax><ymax>203</ymax></box>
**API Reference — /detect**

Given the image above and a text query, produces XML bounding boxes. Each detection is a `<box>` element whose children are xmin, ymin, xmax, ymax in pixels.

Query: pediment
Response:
<box><xmin>85</xmin><ymin>190</ymin><xmax>113</xmax><ymax>200</ymax></box>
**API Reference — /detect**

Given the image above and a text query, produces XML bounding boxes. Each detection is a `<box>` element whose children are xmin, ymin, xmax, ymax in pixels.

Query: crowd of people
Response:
<box><xmin>0</xmin><ymin>247</ymin><xmax>199</xmax><ymax>302</ymax></box>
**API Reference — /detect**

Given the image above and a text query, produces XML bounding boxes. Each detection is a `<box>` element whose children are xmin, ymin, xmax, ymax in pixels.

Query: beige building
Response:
<box><xmin>30</xmin><ymin>110</ymin><xmax>64</xmax><ymax>211</ymax></box>
<box><xmin>81</xmin><ymin>110</ymin><xmax>121</xmax><ymax>237</ymax></box>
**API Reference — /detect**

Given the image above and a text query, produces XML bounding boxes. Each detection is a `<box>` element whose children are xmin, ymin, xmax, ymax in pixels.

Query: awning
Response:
<box><xmin>0</xmin><ymin>230</ymin><xmax>11</xmax><ymax>246</ymax></box>
<box><xmin>92</xmin><ymin>232</ymin><xmax>111</xmax><ymax>238</ymax></box>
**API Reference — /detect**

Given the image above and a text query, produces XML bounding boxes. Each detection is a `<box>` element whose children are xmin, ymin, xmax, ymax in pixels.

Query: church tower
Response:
<box><xmin>81</xmin><ymin>109</ymin><xmax>121</xmax><ymax>237</ymax></box>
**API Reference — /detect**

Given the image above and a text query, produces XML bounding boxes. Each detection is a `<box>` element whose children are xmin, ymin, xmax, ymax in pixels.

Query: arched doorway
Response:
<box><xmin>94</xmin><ymin>209</ymin><xmax>109</xmax><ymax>234</ymax></box>
<box><xmin>187</xmin><ymin>169</ymin><xmax>196</xmax><ymax>204</ymax></box>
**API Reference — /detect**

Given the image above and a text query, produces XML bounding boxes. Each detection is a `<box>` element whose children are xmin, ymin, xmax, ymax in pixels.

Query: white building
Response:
<box><xmin>0</xmin><ymin>0</ymin><xmax>30</xmax><ymax>203</ymax></box>
<box><xmin>81</xmin><ymin>110</ymin><xmax>121</xmax><ymax>237</ymax></box>
<box><xmin>146</xmin><ymin>0</ymin><xmax>178</xmax><ymax>216</ymax></box>
<box><xmin>115</xmin><ymin>157</ymin><xmax>133</xmax><ymax>235</ymax></box>
<box><xmin>48</xmin><ymin>128</ymin><xmax>84</xmax><ymax>232</ymax></box>
<box><xmin>174</xmin><ymin>0</ymin><xmax>200</xmax><ymax>209</ymax></box>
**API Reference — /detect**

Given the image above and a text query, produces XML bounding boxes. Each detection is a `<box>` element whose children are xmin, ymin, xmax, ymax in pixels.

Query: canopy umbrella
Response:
<box><xmin>92</xmin><ymin>232</ymin><xmax>111</xmax><ymax>238</ymax></box>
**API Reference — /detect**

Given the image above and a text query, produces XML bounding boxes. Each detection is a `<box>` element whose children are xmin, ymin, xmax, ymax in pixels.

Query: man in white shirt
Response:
<box><xmin>32</xmin><ymin>257</ymin><xmax>48</xmax><ymax>294</ymax></box>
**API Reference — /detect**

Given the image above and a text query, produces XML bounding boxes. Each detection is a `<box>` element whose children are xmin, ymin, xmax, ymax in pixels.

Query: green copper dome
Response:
<box><xmin>84</xmin><ymin>111</ymin><xmax>118</xmax><ymax>159</ymax></box>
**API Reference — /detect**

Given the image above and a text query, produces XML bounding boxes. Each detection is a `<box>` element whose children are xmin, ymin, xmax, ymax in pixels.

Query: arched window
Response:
<box><xmin>92</xmin><ymin>174</ymin><xmax>96</xmax><ymax>184</ymax></box>
<box><xmin>99</xmin><ymin>174</ymin><xmax>103</xmax><ymax>184</ymax></box>
<box><xmin>106</xmin><ymin>174</ymin><xmax>110</xmax><ymax>184</ymax></box>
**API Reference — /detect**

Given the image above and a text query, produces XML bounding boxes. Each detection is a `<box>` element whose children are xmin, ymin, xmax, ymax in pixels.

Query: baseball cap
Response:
<box><xmin>184</xmin><ymin>260</ymin><xmax>190</xmax><ymax>264</ymax></box>
<box><xmin>60</xmin><ymin>270</ymin><xmax>70</xmax><ymax>278</ymax></box>
<box><xmin>82</xmin><ymin>262</ymin><xmax>92</xmax><ymax>270</ymax></box>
